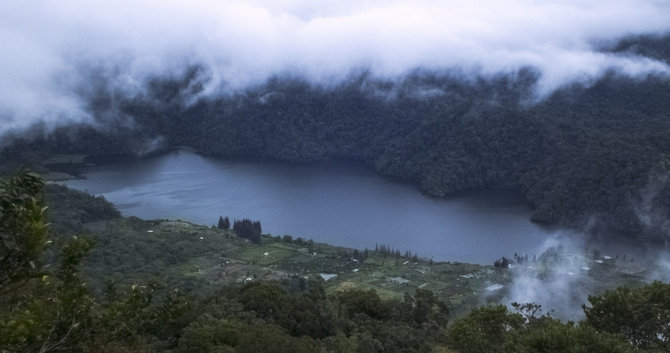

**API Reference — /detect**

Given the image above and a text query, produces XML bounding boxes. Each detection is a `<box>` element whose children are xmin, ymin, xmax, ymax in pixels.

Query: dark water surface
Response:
<box><xmin>66</xmin><ymin>150</ymin><xmax>551</xmax><ymax>264</ymax></box>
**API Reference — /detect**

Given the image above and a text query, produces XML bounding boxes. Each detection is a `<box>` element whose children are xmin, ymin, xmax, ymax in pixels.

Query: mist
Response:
<box><xmin>1</xmin><ymin>0</ymin><xmax>670</xmax><ymax>132</ymax></box>
<box><xmin>500</xmin><ymin>233</ymin><xmax>593</xmax><ymax>320</ymax></box>
<box><xmin>498</xmin><ymin>225</ymin><xmax>669</xmax><ymax>321</ymax></box>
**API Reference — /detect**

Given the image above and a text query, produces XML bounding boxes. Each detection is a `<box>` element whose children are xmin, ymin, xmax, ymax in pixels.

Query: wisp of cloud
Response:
<box><xmin>1</xmin><ymin>0</ymin><xmax>669</xmax><ymax>132</ymax></box>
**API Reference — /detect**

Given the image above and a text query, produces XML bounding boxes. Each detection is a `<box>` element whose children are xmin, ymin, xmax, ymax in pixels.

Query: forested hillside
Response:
<box><xmin>2</xmin><ymin>35</ymin><xmax>670</xmax><ymax>241</ymax></box>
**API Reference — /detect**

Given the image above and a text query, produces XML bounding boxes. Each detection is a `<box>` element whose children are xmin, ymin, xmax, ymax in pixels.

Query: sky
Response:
<box><xmin>1</xmin><ymin>0</ymin><xmax>669</xmax><ymax>132</ymax></box>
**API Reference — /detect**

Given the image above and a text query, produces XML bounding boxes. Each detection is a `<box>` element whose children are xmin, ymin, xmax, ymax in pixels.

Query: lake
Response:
<box><xmin>65</xmin><ymin>150</ymin><xmax>551</xmax><ymax>264</ymax></box>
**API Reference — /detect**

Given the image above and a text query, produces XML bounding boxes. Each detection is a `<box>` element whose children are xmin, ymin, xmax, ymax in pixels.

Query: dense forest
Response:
<box><xmin>2</xmin><ymin>35</ymin><xmax>670</xmax><ymax>241</ymax></box>
<box><xmin>2</xmin><ymin>172</ymin><xmax>670</xmax><ymax>352</ymax></box>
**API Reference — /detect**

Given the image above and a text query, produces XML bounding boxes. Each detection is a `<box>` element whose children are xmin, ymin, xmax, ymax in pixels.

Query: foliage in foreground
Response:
<box><xmin>2</xmin><ymin>172</ymin><xmax>670</xmax><ymax>352</ymax></box>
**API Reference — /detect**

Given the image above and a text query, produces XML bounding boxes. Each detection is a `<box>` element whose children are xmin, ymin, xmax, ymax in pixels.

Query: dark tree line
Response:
<box><xmin>232</xmin><ymin>218</ymin><xmax>262</xmax><ymax>243</ymax></box>
<box><xmin>374</xmin><ymin>243</ymin><xmax>419</xmax><ymax>261</ymax></box>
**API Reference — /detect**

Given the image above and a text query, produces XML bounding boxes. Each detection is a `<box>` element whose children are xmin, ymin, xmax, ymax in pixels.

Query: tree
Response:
<box><xmin>336</xmin><ymin>288</ymin><xmax>387</xmax><ymax>320</ymax></box>
<box><xmin>494</xmin><ymin>257</ymin><xmax>510</xmax><ymax>269</ymax></box>
<box><xmin>232</xmin><ymin>219</ymin><xmax>262</xmax><ymax>243</ymax></box>
<box><xmin>0</xmin><ymin>172</ymin><xmax>95</xmax><ymax>352</ymax></box>
<box><xmin>446</xmin><ymin>305</ymin><xmax>524</xmax><ymax>353</ymax></box>
<box><xmin>217</xmin><ymin>216</ymin><xmax>231</xmax><ymax>230</ymax></box>
<box><xmin>504</xmin><ymin>319</ymin><xmax>631</xmax><ymax>353</ymax></box>
<box><xmin>583</xmin><ymin>281</ymin><xmax>670</xmax><ymax>350</ymax></box>
<box><xmin>408</xmin><ymin>288</ymin><xmax>449</xmax><ymax>327</ymax></box>
<box><xmin>0</xmin><ymin>171</ymin><xmax>49</xmax><ymax>292</ymax></box>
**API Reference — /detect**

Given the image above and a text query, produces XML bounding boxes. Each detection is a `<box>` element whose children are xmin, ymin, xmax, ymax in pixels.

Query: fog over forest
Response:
<box><xmin>1</xmin><ymin>0</ymin><xmax>670</xmax><ymax>132</ymax></box>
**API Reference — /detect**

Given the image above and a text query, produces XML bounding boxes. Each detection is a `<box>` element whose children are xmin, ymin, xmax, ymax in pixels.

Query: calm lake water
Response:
<box><xmin>66</xmin><ymin>150</ymin><xmax>551</xmax><ymax>264</ymax></box>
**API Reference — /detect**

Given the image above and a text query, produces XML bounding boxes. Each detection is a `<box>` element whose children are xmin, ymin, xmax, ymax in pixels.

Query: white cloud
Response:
<box><xmin>1</xmin><ymin>0</ymin><xmax>669</xmax><ymax>131</ymax></box>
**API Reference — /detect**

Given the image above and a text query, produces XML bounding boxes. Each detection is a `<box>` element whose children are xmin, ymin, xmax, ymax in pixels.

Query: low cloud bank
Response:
<box><xmin>1</xmin><ymin>0</ymin><xmax>670</xmax><ymax>132</ymax></box>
